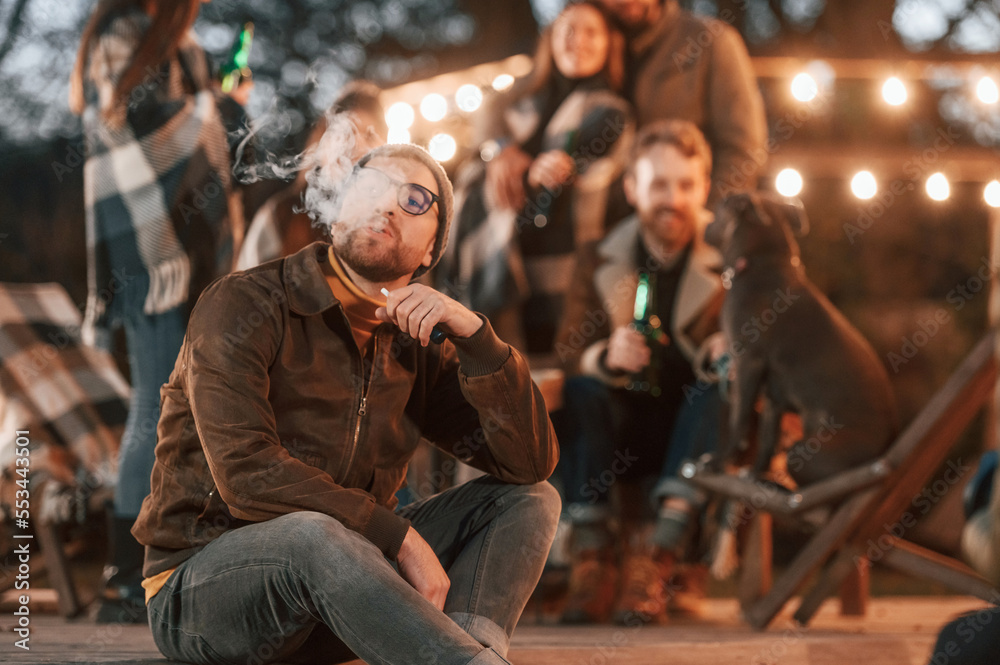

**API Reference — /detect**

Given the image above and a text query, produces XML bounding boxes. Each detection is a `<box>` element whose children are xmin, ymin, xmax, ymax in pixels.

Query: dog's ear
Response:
<box><xmin>721</xmin><ymin>192</ymin><xmax>768</xmax><ymax>224</ymax></box>
<box><xmin>779</xmin><ymin>198</ymin><xmax>809</xmax><ymax>237</ymax></box>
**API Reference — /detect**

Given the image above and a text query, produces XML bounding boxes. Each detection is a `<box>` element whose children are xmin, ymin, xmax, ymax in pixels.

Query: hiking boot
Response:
<box><xmin>94</xmin><ymin>512</ymin><xmax>147</xmax><ymax>624</ymax></box>
<box><xmin>560</xmin><ymin>550</ymin><xmax>618</xmax><ymax>624</ymax></box>
<box><xmin>668</xmin><ymin>563</ymin><xmax>708</xmax><ymax>618</ymax></box>
<box><xmin>611</xmin><ymin>551</ymin><xmax>673</xmax><ymax>625</ymax></box>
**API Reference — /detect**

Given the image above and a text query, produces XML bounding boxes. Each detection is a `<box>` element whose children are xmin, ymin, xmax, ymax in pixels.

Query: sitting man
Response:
<box><xmin>554</xmin><ymin>120</ymin><xmax>724</xmax><ymax>624</ymax></box>
<box><xmin>132</xmin><ymin>143</ymin><xmax>561</xmax><ymax>665</ymax></box>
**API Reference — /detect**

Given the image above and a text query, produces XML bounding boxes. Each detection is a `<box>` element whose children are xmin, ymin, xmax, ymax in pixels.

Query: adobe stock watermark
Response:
<box><xmin>854</xmin><ymin>458</ymin><xmax>970</xmax><ymax>568</ymax></box>
<box><xmin>886</xmin><ymin>255</ymin><xmax>998</xmax><ymax>373</ymax></box>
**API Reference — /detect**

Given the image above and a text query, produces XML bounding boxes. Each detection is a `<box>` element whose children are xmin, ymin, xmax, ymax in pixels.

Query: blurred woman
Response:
<box><xmin>440</xmin><ymin>0</ymin><xmax>633</xmax><ymax>357</ymax></box>
<box><xmin>70</xmin><ymin>0</ymin><xmax>241</xmax><ymax>622</ymax></box>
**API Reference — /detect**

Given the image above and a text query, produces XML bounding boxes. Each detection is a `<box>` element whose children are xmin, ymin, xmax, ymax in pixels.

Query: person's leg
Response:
<box><xmin>651</xmin><ymin>386</ymin><xmax>724</xmax><ymax>552</ymax></box>
<box><xmin>114</xmin><ymin>306</ymin><xmax>187</xmax><ymax>517</ymax></box>
<box><xmin>397</xmin><ymin>477</ymin><xmax>560</xmax><ymax>657</ymax></box>
<box><xmin>557</xmin><ymin>376</ymin><xmax>617</xmax><ymax>546</ymax></box>
<box><xmin>554</xmin><ymin>377</ymin><xmax>620</xmax><ymax>623</ymax></box>
<box><xmin>610</xmin><ymin>391</ymin><xmax>680</xmax><ymax>625</ymax></box>
<box><xmin>100</xmin><ymin>307</ymin><xmax>187</xmax><ymax>623</ymax></box>
<box><xmin>148</xmin><ymin>511</ymin><xmax>511</xmax><ymax>665</ymax></box>
<box><xmin>650</xmin><ymin>386</ymin><xmax>724</xmax><ymax>618</ymax></box>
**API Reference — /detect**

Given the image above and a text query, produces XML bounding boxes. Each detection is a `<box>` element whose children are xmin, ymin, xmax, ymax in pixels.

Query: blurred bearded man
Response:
<box><xmin>554</xmin><ymin>120</ymin><xmax>725</xmax><ymax>625</ymax></box>
<box><xmin>597</xmin><ymin>0</ymin><xmax>766</xmax><ymax>202</ymax></box>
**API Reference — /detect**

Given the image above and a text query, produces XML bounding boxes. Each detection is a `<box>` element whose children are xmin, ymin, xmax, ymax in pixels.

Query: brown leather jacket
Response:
<box><xmin>132</xmin><ymin>242</ymin><xmax>558</xmax><ymax>577</ymax></box>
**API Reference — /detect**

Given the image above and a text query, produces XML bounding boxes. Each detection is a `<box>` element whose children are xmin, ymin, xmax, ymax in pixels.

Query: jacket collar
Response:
<box><xmin>283</xmin><ymin>241</ymin><xmax>339</xmax><ymax>316</ymax></box>
<box><xmin>597</xmin><ymin>211</ymin><xmax>720</xmax><ymax>273</ymax></box>
<box><xmin>629</xmin><ymin>0</ymin><xmax>681</xmax><ymax>58</ymax></box>
<box><xmin>595</xmin><ymin>212</ymin><xmax>722</xmax><ymax>343</ymax></box>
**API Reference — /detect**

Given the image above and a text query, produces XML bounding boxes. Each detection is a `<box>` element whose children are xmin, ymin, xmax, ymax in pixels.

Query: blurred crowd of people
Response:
<box><xmin>73</xmin><ymin>0</ymin><xmax>771</xmax><ymax>628</ymax></box>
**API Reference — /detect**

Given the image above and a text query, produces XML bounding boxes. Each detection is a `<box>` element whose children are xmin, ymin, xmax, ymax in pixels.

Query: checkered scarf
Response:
<box><xmin>0</xmin><ymin>283</ymin><xmax>129</xmax><ymax>517</ymax></box>
<box><xmin>81</xmin><ymin>9</ymin><xmax>236</xmax><ymax>345</ymax></box>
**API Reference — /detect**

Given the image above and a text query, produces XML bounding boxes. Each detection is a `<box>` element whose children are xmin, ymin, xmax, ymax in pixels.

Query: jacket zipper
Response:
<box><xmin>343</xmin><ymin>333</ymin><xmax>379</xmax><ymax>481</ymax></box>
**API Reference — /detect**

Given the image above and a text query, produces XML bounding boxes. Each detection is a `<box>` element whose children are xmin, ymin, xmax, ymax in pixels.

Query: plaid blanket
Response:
<box><xmin>81</xmin><ymin>8</ymin><xmax>237</xmax><ymax>346</ymax></box>
<box><xmin>0</xmin><ymin>283</ymin><xmax>129</xmax><ymax>523</ymax></box>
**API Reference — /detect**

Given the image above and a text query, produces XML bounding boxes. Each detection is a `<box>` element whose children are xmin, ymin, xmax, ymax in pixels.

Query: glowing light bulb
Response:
<box><xmin>428</xmin><ymin>133</ymin><xmax>457</xmax><ymax>162</ymax></box>
<box><xmin>420</xmin><ymin>94</ymin><xmax>448</xmax><ymax>122</ymax></box>
<box><xmin>386</xmin><ymin>127</ymin><xmax>410</xmax><ymax>145</ymax></box>
<box><xmin>385</xmin><ymin>102</ymin><xmax>414</xmax><ymax>130</ymax></box>
<box><xmin>882</xmin><ymin>77</ymin><xmax>907</xmax><ymax>106</ymax></box>
<box><xmin>851</xmin><ymin>171</ymin><xmax>877</xmax><ymax>200</ymax></box>
<box><xmin>985</xmin><ymin>180</ymin><xmax>1000</xmax><ymax>208</ymax></box>
<box><xmin>775</xmin><ymin>169</ymin><xmax>804</xmax><ymax>197</ymax></box>
<box><xmin>926</xmin><ymin>172</ymin><xmax>950</xmax><ymax>201</ymax></box>
<box><xmin>492</xmin><ymin>74</ymin><xmax>515</xmax><ymax>92</ymax></box>
<box><xmin>455</xmin><ymin>84</ymin><xmax>483</xmax><ymax>112</ymax></box>
<box><xmin>790</xmin><ymin>73</ymin><xmax>818</xmax><ymax>102</ymax></box>
<box><xmin>977</xmin><ymin>76</ymin><xmax>999</xmax><ymax>104</ymax></box>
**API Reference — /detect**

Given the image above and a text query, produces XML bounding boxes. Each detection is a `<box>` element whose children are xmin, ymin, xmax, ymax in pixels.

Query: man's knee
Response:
<box><xmin>276</xmin><ymin>511</ymin><xmax>374</xmax><ymax>563</ymax></box>
<box><xmin>509</xmin><ymin>481</ymin><xmax>562</xmax><ymax>530</ymax></box>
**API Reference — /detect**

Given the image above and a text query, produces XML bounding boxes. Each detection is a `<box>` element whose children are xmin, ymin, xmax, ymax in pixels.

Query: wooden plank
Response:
<box><xmin>881</xmin><ymin>540</ymin><xmax>1000</xmax><ymax>603</ymax></box>
<box><xmin>839</xmin><ymin>557</ymin><xmax>870</xmax><ymax>616</ymax></box>
<box><xmin>738</xmin><ymin>512</ymin><xmax>772</xmax><ymax>612</ymax></box>
<box><xmin>743</xmin><ymin>487</ymin><xmax>880</xmax><ymax>630</ymax></box>
<box><xmin>35</xmin><ymin>521</ymin><xmax>82</xmax><ymax>618</ymax></box>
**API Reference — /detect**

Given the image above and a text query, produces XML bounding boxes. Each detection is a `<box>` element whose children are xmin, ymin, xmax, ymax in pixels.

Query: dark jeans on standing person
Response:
<box><xmin>114</xmin><ymin>307</ymin><xmax>187</xmax><ymax>518</ymax></box>
<box><xmin>147</xmin><ymin>477</ymin><xmax>562</xmax><ymax>665</ymax></box>
<box><xmin>555</xmin><ymin>375</ymin><xmax>721</xmax><ymax>549</ymax></box>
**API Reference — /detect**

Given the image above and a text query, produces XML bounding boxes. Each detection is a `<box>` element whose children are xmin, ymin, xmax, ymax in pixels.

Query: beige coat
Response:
<box><xmin>555</xmin><ymin>214</ymin><xmax>724</xmax><ymax>387</ymax></box>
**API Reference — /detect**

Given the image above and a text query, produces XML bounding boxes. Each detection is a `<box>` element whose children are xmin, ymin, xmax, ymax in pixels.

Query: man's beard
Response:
<box><xmin>641</xmin><ymin>205</ymin><xmax>696</xmax><ymax>255</ymax></box>
<box><xmin>331</xmin><ymin>217</ymin><xmax>422</xmax><ymax>283</ymax></box>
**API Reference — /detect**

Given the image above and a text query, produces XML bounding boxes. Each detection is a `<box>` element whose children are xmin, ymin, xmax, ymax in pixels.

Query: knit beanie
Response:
<box><xmin>357</xmin><ymin>143</ymin><xmax>454</xmax><ymax>279</ymax></box>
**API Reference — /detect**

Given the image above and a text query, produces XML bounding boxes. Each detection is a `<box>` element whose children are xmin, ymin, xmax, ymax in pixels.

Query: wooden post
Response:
<box><xmin>839</xmin><ymin>555</ymin><xmax>870</xmax><ymax>616</ymax></box>
<box><xmin>989</xmin><ymin>206</ymin><xmax>1000</xmax><ymax>453</ymax></box>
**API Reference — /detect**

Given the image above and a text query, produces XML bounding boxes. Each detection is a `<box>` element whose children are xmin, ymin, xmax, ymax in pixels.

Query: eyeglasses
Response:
<box><xmin>351</xmin><ymin>166</ymin><xmax>440</xmax><ymax>216</ymax></box>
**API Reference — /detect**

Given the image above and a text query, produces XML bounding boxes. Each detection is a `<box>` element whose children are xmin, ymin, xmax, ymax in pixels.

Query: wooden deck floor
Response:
<box><xmin>2</xmin><ymin>595</ymin><xmax>988</xmax><ymax>664</ymax></box>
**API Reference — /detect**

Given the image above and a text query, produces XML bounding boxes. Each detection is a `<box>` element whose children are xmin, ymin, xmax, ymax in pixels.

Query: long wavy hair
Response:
<box><xmin>520</xmin><ymin>0</ymin><xmax>626</xmax><ymax>98</ymax></box>
<box><xmin>69</xmin><ymin>0</ymin><xmax>203</xmax><ymax>121</ymax></box>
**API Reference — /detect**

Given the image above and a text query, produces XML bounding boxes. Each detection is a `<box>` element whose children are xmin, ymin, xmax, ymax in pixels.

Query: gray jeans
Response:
<box><xmin>147</xmin><ymin>477</ymin><xmax>561</xmax><ymax>665</ymax></box>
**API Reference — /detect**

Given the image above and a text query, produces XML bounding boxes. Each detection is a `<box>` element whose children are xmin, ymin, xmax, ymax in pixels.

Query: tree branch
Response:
<box><xmin>0</xmin><ymin>0</ymin><xmax>33</xmax><ymax>70</ymax></box>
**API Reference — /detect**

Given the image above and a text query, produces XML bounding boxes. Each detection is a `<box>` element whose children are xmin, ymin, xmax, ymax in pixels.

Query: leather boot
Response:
<box><xmin>560</xmin><ymin>547</ymin><xmax>618</xmax><ymax>624</ymax></box>
<box><xmin>94</xmin><ymin>511</ymin><xmax>147</xmax><ymax>624</ymax></box>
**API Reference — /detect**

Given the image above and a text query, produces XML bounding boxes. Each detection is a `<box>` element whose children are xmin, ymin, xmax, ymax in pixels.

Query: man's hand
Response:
<box><xmin>527</xmin><ymin>150</ymin><xmax>575</xmax><ymax>192</ymax></box>
<box><xmin>485</xmin><ymin>145</ymin><xmax>532</xmax><ymax>211</ymax></box>
<box><xmin>378</xmin><ymin>284</ymin><xmax>482</xmax><ymax>345</ymax></box>
<box><xmin>604</xmin><ymin>325</ymin><xmax>651</xmax><ymax>374</ymax></box>
<box><xmin>397</xmin><ymin>527</ymin><xmax>450</xmax><ymax>610</ymax></box>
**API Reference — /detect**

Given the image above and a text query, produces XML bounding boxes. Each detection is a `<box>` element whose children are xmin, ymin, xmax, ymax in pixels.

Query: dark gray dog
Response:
<box><xmin>704</xmin><ymin>193</ymin><xmax>897</xmax><ymax>487</ymax></box>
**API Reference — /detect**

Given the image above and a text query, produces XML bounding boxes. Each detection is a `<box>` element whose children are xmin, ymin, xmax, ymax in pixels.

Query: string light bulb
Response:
<box><xmin>851</xmin><ymin>171</ymin><xmax>878</xmax><ymax>199</ymax></box>
<box><xmin>428</xmin><ymin>133</ymin><xmax>457</xmax><ymax>161</ymax></box>
<box><xmin>775</xmin><ymin>168</ymin><xmax>804</xmax><ymax>197</ymax></box>
<box><xmin>385</xmin><ymin>102</ymin><xmax>414</xmax><ymax>130</ymax></box>
<box><xmin>420</xmin><ymin>93</ymin><xmax>448</xmax><ymax>122</ymax></box>
<box><xmin>455</xmin><ymin>84</ymin><xmax>483</xmax><ymax>112</ymax></box>
<box><xmin>984</xmin><ymin>180</ymin><xmax>1000</xmax><ymax>207</ymax></box>
<box><xmin>977</xmin><ymin>76</ymin><xmax>999</xmax><ymax>105</ymax></box>
<box><xmin>882</xmin><ymin>77</ymin><xmax>907</xmax><ymax>106</ymax></box>
<box><xmin>790</xmin><ymin>73</ymin><xmax>818</xmax><ymax>102</ymax></box>
<box><xmin>926</xmin><ymin>172</ymin><xmax>950</xmax><ymax>201</ymax></box>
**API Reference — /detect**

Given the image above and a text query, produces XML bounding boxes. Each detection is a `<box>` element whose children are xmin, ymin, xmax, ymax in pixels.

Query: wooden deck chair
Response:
<box><xmin>683</xmin><ymin>328</ymin><xmax>1000</xmax><ymax>630</ymax></box>
<box><xmin>0</xmin><ymin>283</ymin><xmax>130</xmax><ymax>617</ymax></box>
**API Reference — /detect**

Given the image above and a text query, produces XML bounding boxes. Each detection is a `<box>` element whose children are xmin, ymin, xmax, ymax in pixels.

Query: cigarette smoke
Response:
<box><xmin>228</xmin><ymin>103</ymin><xmax>362</xmax><ymax>233</ymax></box>
<box><xmin>301</xmin><ymin>112</ymin><xmax>359</xmax><ymax>231</ymax></box>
